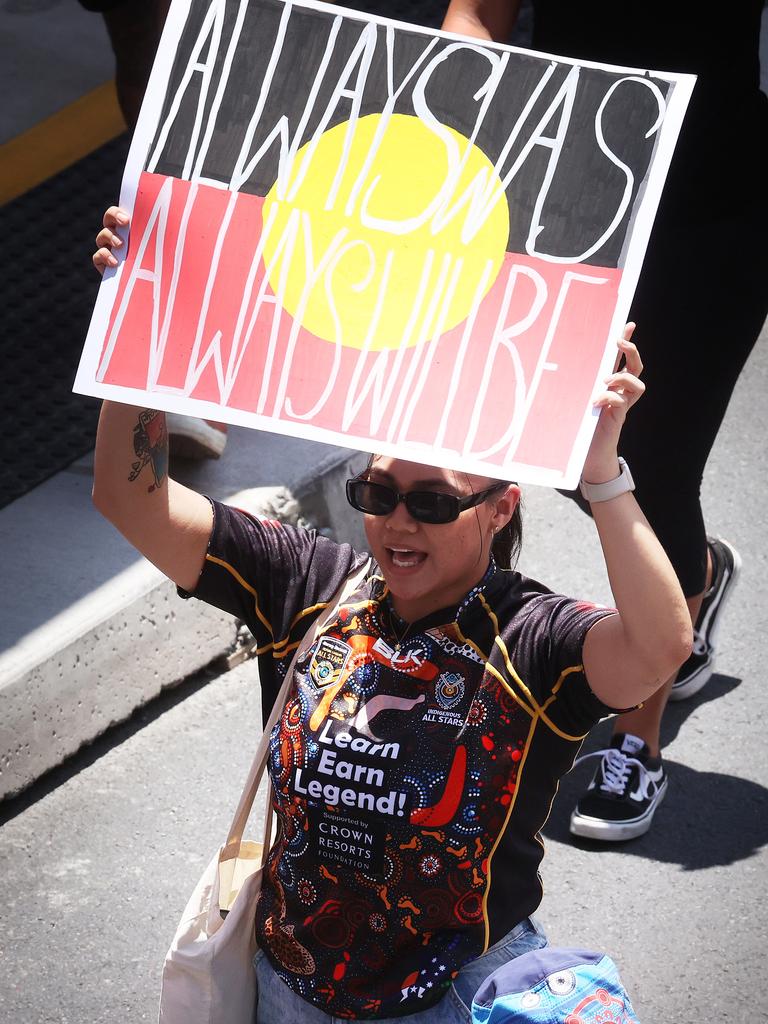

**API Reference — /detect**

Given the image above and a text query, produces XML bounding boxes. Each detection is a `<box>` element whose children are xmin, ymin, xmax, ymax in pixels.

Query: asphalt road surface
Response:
<box><xmin>1</xmin><ymin>324</ymin><xmax>766</xmax><ymax>1023</ymax></box>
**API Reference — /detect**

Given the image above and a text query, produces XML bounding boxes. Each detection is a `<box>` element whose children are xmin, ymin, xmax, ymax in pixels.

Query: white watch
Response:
<box><xmin>579</xmin><ymin>457</ymin><xmax>635</xmax><ymax>503</ymax></box>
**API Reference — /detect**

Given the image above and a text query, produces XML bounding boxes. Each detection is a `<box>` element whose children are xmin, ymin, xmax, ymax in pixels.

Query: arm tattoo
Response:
<box><xmin>128</xmin><ymin>410</ymin><xmax>168</xmax><ymax>492</ymax></box>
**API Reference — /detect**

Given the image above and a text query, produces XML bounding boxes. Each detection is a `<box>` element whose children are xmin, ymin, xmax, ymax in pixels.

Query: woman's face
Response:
<box><xmin>362</xmin><ymin>457</ymin><xmax>520</xmax><ymax>623</ymax></box>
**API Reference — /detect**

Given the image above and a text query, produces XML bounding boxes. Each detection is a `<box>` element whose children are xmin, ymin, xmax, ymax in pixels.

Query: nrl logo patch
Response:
<box><xmin>308</xmin><ymin>636</ymin><xmax>352</xmax><ymax>689</ymax></box>
<box><xmin>435</xmin><ymin>672</ymin><xmax>465</xmax><ymax>709</ymax></box>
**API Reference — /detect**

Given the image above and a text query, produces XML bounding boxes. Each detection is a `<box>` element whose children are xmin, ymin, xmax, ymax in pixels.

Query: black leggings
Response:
<box><xmin>563</xmin><ymin>200</ymin><xmax>768</xmax><ymax>597</ymax></box>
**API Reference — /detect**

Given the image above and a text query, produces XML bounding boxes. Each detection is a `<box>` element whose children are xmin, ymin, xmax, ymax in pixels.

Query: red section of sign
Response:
<box><xmin>101</xmin><ymin>173</ymin><xmax>621</xmax><ymax>475</ymax></box>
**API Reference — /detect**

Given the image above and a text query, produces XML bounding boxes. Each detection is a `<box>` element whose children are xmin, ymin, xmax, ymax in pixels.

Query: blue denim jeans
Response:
<box><xmin>253</xmin><ymin>917</ymin><xmax>547</xmax><ymax>1023</ymax></box>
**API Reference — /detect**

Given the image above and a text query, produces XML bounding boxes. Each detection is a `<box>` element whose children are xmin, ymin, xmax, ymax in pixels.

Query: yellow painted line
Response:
<box><xmin>0</xmin><ymin>80</ymin><xmax>126</xmax><ymax>207</ymax></box>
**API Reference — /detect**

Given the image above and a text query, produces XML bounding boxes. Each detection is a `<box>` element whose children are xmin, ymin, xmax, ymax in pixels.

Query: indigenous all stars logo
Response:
<box><xmin>308</xmin><ymin>636</ymin><xmax>352</xmax><ymax>689</ymax></box>
<box><xmin>436</xmin><ymin>672</ymin><xmax>465</xmax><ymax>710</ymax></box>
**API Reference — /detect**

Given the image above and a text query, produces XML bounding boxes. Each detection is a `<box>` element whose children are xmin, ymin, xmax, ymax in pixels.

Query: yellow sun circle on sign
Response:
<box><xmin>261</xmin><ymin>112</ymin><xmax>509</xmax><ymax>351</ymax></box>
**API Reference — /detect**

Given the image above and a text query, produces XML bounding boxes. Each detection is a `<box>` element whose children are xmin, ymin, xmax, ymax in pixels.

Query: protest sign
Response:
<box><xmin>74</xmin><ymin>0</ymin><xmax>694</xmax><ymax>487</ymax></box>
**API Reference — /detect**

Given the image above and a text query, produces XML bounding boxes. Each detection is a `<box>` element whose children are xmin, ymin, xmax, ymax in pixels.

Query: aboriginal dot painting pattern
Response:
<box><xmin>255</xmin><ymin>579</ymin><xmax>531</xmax><ymax>1019</ymax></box>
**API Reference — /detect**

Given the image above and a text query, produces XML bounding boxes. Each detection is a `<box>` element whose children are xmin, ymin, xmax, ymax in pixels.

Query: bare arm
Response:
<box><xmin>441</xmin><ymin>0</ymin><xmax>521</xmax><ymax>41</ymax></box>
<box><xmin>580</xmin><ymin>328</ymin><xmax>693</xmax><ymax>707</ymax></box>
<box><xmin>92</xmin><ymin>208</ymin><xmax>212</xmax><ymax>592</ymax></box>
<box><xmin>93</xmin><ymin>401</ymin><xmax>213</xmax><ymax>592</ymax></box>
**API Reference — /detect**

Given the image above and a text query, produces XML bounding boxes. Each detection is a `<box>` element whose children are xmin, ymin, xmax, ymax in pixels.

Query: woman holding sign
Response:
<box><xmin>93</xmin><ymin>216</ymin><xmax>689</xmax><ymax>1021</ymax></box>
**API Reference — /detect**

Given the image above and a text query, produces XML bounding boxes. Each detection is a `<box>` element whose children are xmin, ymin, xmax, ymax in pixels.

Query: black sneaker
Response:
<box><xmin>569</xmin><ymin>734</ymin><xmax>667</xmax><ymax>841</ymax></box>
<box><xmin>669</xmin><ymin>537</ymin><xmax>742</xmax><ymax>702</ymax></box>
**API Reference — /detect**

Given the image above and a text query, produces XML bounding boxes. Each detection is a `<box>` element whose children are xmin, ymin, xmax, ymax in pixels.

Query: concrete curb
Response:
<box><xmin>0</xmin><ymin>444</ymin><xmax>371</xmax><ymax>801</ymax></box>
<box><xmin>0</xmin><ymin>570</ymin><xmax>235</xmax><ymax>800</ymax></box>
<box><xmin>293</xmin><ymin>447</ymin><xmax>369</xmax><ymax>553</ymax></box>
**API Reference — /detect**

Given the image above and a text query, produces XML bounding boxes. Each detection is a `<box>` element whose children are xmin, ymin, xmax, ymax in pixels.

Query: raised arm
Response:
<box><xmin>438</xmin><ymin>11</ymin><xmax>692</xmax><ymax>707</ymax></box>
<box><xmin>441</xmin><ymin>0</ymin><xmax>521</xmax><ymax>42</ymax></box>
<box><xmin>92</xmin><ymin>208</ymin><xmax>213</xmax><ymax>591</ymax></box>
<box><xmin>580</xmin><ymin>326</ymin><xmax>693</xmax><ymax>707</ymax></box>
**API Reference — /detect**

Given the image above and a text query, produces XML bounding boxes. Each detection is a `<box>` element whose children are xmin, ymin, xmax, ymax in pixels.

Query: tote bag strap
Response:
<box><xmin>223</xmin><ymin>555</ymin><xmax>371</xmax><ymax>853</ymax></box>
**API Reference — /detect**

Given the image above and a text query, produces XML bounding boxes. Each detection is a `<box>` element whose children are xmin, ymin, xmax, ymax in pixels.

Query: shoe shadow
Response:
<box><xmin>543</xmin><ymin>676</ymin><xmax>768</xmax><ymax>869</ymax></box>
<box><xmin>658</xmin><ymin>672</ymin><xmax>742</xmax><ymax>747</ymax></box>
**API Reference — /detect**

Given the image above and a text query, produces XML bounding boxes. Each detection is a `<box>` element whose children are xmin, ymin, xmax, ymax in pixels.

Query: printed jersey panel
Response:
<box><xmin>256</xmin><ymin>593</ymin><xmax>538</xmax><ymax>1019</ymax></box>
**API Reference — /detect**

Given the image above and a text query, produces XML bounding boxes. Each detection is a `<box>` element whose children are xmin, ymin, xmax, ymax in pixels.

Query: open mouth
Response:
<box><xmin>386</xmin><ymin>547</ymin><xmax>428</xmax><ymax>570</ymax></box>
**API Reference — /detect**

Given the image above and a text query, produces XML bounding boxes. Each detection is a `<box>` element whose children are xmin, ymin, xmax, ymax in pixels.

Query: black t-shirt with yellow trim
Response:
<box><xmin>183</xmin><ymin>499</ymin><xmax>616</xmax><ymax>1019</ymax></box>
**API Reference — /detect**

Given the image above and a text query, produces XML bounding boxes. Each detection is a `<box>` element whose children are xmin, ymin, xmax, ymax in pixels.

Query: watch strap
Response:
<box><xmin>579</xmin><ymin>457</ymin><xmax>635</xmax><ymax>503</ymax></box>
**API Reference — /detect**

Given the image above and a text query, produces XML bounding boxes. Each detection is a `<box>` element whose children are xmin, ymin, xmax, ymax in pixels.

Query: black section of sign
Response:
<box><xmin>147</xmin><ymin>0</ymin><xmax>672</xmax><ymax>267</ymax></box>
<box><xmin>308</xmin><ymin>804</ymin><xmax>387</xmax><ymax>874</ymax></box>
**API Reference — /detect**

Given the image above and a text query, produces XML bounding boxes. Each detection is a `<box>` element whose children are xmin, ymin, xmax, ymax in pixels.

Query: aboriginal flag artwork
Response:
<box><xmin>75</xmin><ymin>0</ymin><xmax>694</xmax><ymax>487</ymax></box>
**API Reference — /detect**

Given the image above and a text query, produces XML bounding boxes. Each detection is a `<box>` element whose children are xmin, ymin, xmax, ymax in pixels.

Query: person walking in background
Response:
<box><xmin>442</xmin><ymin>0</ymin><xmax>768</xmax><ymax>841</ymax></box>
<box><xmin>80</xmin><ymin>0</ymin><xmax>228</xmax><ymax>460</ymax></box>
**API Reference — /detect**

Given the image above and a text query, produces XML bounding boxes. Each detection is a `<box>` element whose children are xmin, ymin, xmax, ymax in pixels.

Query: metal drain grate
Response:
<box><xmin>0</xmin><ymin>133</ymin><xmax>131</xmax><ymax>510</ymax></box>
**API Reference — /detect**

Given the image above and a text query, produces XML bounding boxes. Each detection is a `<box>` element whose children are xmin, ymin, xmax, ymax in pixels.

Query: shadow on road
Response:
<box><xmin>544</xmin><ymin>674</ymin><xmax>768</xmax><ymax>869</ymax></box>
<box><xmin>0</xmin><ymin>659</ymin><xmax>224</xmax><ymax>828</ymax></box>
<box><xmin>658</xmin><ymin>672</ymin><xmax>743</xmax><ymax>747</ymax></box>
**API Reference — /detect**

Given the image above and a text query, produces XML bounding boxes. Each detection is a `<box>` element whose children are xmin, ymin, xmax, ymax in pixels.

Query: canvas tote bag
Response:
<box><xmin>158</xmin><ymin>557</ymin><xmax>371</xmax><ymax>1024</ymax></box>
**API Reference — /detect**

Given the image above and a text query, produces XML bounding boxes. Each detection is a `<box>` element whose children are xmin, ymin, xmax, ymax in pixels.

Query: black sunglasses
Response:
<box><xmin>345</xmin><ymin>477</ymin><xmax>506</xmax><ymax>525</ymax></box>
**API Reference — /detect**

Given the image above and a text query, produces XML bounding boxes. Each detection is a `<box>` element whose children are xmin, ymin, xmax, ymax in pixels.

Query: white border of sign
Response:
<box><xmin>74</xmin><ymin>0</ymin><xmax>696</xmax><ymax>489</ymax></box>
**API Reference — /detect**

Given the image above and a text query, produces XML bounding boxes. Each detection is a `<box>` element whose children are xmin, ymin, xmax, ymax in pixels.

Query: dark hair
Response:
<box><xmin>491</xmin><ymin>491</ymin><xmax>523</xmax><ymax>570</ymax></box>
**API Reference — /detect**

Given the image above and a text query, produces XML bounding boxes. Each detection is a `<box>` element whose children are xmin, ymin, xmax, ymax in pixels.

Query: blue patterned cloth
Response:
<box><xmin>471</xmin><ymin>947</ymin><xmax>640</xmax><ymax>1023</ymax></box>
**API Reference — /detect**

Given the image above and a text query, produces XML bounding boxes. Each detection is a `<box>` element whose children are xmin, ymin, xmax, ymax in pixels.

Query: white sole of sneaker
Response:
<box><xmin>569</xmin><ymin>778</ymin><xmax>668</xmax><ymax>842</ymax></box>
<box><xmin>700</xmin><ymin>538</ymin><xmax>742</xmax><ymax>650</ymax></box>
<box><xmin>669</xmin><ymin>538</ymin><xmax>742</xmax><ymax>703</ymax></box>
